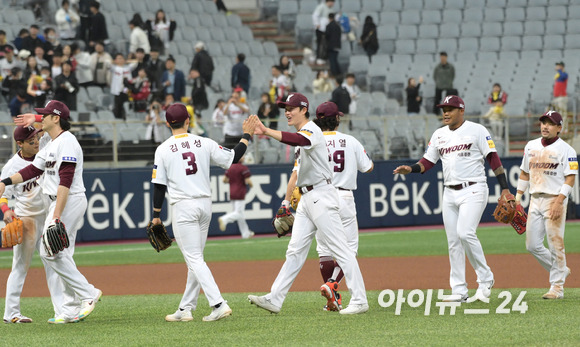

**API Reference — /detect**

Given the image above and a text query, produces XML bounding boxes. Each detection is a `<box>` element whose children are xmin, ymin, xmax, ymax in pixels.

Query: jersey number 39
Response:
<box><xmin>182</xmin><ymin>152</ymin><xmax>198</xmax><ymax>175</ymax></box>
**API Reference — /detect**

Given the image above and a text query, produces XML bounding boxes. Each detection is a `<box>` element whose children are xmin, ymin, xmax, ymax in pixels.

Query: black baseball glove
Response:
<box><xmin>146</xmin><ymin>221</ymin><xmax>173</xmax><ymax>252</ymax></box>
<box><xmin>42</xmin><ymin>219</ymin><xmax>70</xmax><ymax>256</ymax></box>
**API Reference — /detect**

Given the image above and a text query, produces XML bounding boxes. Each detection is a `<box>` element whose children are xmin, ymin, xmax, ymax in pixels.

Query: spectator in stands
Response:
<box><xmin>338</xmin><ymin>12</ymin><xmax>358</xmax><ymax>51</ymax></box>
<box><xmin>131</xmin><ymin>48</ymin><xmax>148</xmax><ymax>78</ymax></box>
<box><xmin>9</xmin><ymin>89</ymin><xmax>31</xmax><ymax>118</ymax></box>
<box><xmin>279</xmin><ymin>55</ymin><xmax>296</xmax><ymax>80</ymax></box>
<box><xmin>72</xmin><ymin>43</ymin><xmax>92</xmax><ymax>87</ymax></box>
<box><xmin>43</xmin><ymin>27</ymin><xmax>61</xmax><ymax>64</ymax></box>
<box><xmin>552</xmin><ymin>61</ymin><xmax>568</xmax><ymax>116</ymax></box>
<box><xmin>342</xmin><ymin>73</ymin><xmax>360</xmax><ymax>115</ymax></box>
<box><xmin>214</xmin><ymin>0</ymin><xmax>229</xmax><ymax>13</ymax></box>
<box><xmin>330</xmin><ymin>75</ymin><xmax>350</xmax><ymax>115</ymax></box>
<box><xmin>146</xmin><ymin>47</ymin><xmax>165</xmax><ymax>93</ymax></box>
<box><xmin>54</xmin><ymin>60</ymin><xmax>79</xmax><ymax>110</ymax></box>
<box><xmin>360</xmin><ymin>15</ymin><xmax>378</xmax><ymax>63</ymax></box>
<box><xmin>0</xmin><ymin>30</ymin><xmax>8</xmax><ymax>59</ymax></box>
<box><xmin>406</xmin><ymin>76</ymin><xmax>424</xmax><ymax>116</ymax></box>
<box><xmin>89</xmin><ymin>41</ymin><xmax>112</xmax><ymax>88</ymax></box>
<box><xmin>191</xmin><ymin>42</ymin><xmax>214</xmax><ymax>86</ymax></box>
<box><xmin>129</xmin><ymin>18</ymin><xmax>151</xmax><ymax>55</ymax></box>
<box><xmin>325</xmin><ymin>13</ymin><xmax>342</xmax><ymax>77</ymax></box>
<box><xmin>23</xmin><ymin>55</ymin><xmax>40</xmax><ymax>82</ymax></box>
<box><xmin>147</xmin><ymin>9</ymin><xmax>172</xmax><ymax>55</ymax></box>
<box><xmin>21</xmin><ymin>25</ymin><xmax>44</xmax><ymax>53</ymax></box>
<box><xmin>131</xmin><ymin>13</ymin><xmax>146</xmax><ymax>29</ymax></box>
<box><xmin>34</xmin><ymin>46</ymin><xmax>50</xmax><ymax>69</ymax></box>
<box><xmin>88</xmin><ymin>1</ymin><xmax>109</xmax><ymax>51</ymax></box>
<box><xmin>55</xmin><ymin>0</ymin><xmax>80</xmax><ymax>41</ymax></box>
<box><xmin>77</xmin><ymin>0</ymin><xmax>92</xmax><ymax>44</ymax></box>
<box><xmin>127</xmin><ymin>67</ymin><xmax>151</xmax><ymax>112</ymax></box>
<box><xmin>432</xmin><ymin>52</ymin><xmax>456</xmax><ymax>114</ymax></box>
<box><xmin>257</xmin><ymin>92</ymin><xmax>279</xmax><ymax>130</ymax></box>
<box><xmin>483</xmin><ymin>83</ymin><xmax>507</xmax><ymax>138</ymax></box>
<box><xmin>312</xmin><ymin>0</ymin><xmax>335</xmax><ymax>65</ymax></box>
<box><xmin>145</xmin><ymin>99</ymin><xmax>167</xmax><ymax>144</ymax></box>
<box><xmin>110</xmin><ymin>53</ymin><xmax>137</xmax><ymax>119</ymax></box>
<box><xmin>222</xmin><ymin>90</ymin><xmax>250</xmax><ymax>148</ymax></box>
<box><xmin>12</xmin><ymin>29</ymin><xmax>29</xmax><ymax>51</ymax></box>
<box><xmin>2</xmin><ymin>67</ymin><xmax>26</xmax><ymax>101</ymax></box>
<box><xmin>161</xmin><ymin>56</ymin><xmax>185</xmax><ymax>101</ymax></box>
<box><xmin>231</xmin><ymin>53</ymin><xmax>251</xmax><ymax>94</ymax></box>
<box><xmin>269</xmin><ymin>65</ymin><xmax>290</xmax><ymax>103</ymax></box>
<box><xmin>27</xmin><ymin>72</ymin><xmax>53</xmax><ymax>108</ymax></box>
<box><xmin>61</xmin><ymin>44</ymin><xmax>76</xmax><ymax>71</ymax></box>
<box><xmin>312</xmin><ymin>70</ymin><xmax>333</xmax><ymax>94</ymax></box>
<box><xmin>212</xmin><ymin>99</ymin><xmax>226</xmax><ymax>128</ymax></box>
<box><xmin>0</xmin><ymin>47</ymin><xmax>20</xmax><ymax>80</ymax></box>
<box><xmin>189</xmin><ymin>69</ymin><xmax>208</xmax><ymax>119</ymax></box>
<box><xmin>51</xmin><ymin>51</ymin><xmax>64</xmax><ymax>80</ymax></box>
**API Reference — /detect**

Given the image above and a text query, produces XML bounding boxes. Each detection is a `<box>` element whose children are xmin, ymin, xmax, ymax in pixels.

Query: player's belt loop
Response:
<box><xmin>300</xmin><ymin>179</ymin><xmax>332</xmax><ymax>194</ymax></box>
<box><xmin>48</xmin><ymin>195</ymin><xmax>56</xmax><ymax>201</ymax></box>
<box><xmin>338</xmin><ymin>187</ymin><xmax>351</xmax><ymax>191</ymax></box>
<box><xmin>446</xmin><ymin>182</ymin><xmax>476</xmax><ymax>190</ymax></box>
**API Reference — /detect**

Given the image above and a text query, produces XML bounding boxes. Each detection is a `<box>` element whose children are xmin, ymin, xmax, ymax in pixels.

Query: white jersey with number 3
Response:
<box><xmin>1</xmin><ymin>153</ymin><xmax>46</xmax><ymax>216</ymax></box>
<box><xmin>293</xmin><ymin>121</ymin><xmax>333</xmax><ymax>187</ymax></box>
<box><xmin>152</xmin><ymin>133</ymin><xmax>235</xmax><ymax>202</ymax></box>
<box><xmin>423</xmin><ymin>121</ymin><xmax>496</xmax><ymax>185</ymax></box>
<box><xmin>323</xmin><ymin>131</ymin><xmax>372</xmax><ymax>190</ymax></box>
<box><xmin>520</xmin><ymin>138</ymin><xmax>578</xmax><ymax>195</ymax></box>
<box><xmin>32</xmin><ymin>131</ymin><xmax>85</xmax><ymax>196</ymax></box>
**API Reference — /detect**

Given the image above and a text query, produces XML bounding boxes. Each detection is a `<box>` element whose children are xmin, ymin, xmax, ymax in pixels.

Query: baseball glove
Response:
<box><xmin>510</xmin><ymin>204</ymin><xmax>527</xmax><ymax>235</ymax></box>
<box><xmin>493</xmin><ymin>193</ymin><xmax>516</xmax><ymax>224</ymax></box>
<box><xmin>146</xmin><ymin>221</ymin><xmax>172</xmax><ymax>252</ymax></box>
<box><xmin>1</xmin><ymin>217</ymin><xmax>23</xmax><ymax>248</ymax></box>
<box><xmin>42</xmin><ymin>219</ymin><xmax>69</xmax><ymax>256</ymax></box>
<box><xmin>290</xmin><ymin>187</ymin><xmax>301</xmax><ymax>210</ymax></box>
<box><xmin>273</xmin><ymin>205</ymin><xmax>294</xmax><ymax>238</ymax></box>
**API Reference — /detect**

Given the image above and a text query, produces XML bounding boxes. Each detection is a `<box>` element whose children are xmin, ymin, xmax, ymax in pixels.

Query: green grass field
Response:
<box><xmin>1</xmin><ymin>223</ymin><xmax>579</xmax><ymax>346</ymax></box>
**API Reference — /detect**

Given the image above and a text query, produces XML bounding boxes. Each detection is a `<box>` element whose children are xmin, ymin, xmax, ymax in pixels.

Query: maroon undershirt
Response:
<box><xmin>280</xmin><ymin>131</ymin><xmax>311</xmax><ymax>146</ymax></box>
<box><xmin>18</xmin><ymin>162</ymin><xmax>76</xmax><ymax>189</ymax></box>
<box><xmin>541</xmin><ymin>136</ymin><xmax>559</xmax><ymax>147</ymax></box>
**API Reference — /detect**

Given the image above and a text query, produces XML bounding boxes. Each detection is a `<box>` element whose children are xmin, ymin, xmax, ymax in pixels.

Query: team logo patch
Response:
<box><xmin>569</xmin><ymin>157</ymin><xmax>579</xmax><ymax>170</ymax></box>
<box><xmin>486</xmin><ymin>136</ymin><xmax>495</xmax><ymax>148</ymax></box>
<box><xmin>298</xmin><ymin>129</ymin><xmax>313</xmax><ymax>136</ymax></box>
<box><xmin>62</xmin><ymin>156</ymin><xmax>77</xmax><ymax>162</ymax></box>
<box><xmin>219</xmin><ymin>145</ymin><xmax>231</xmax><ymax>152</ymax></box>
<box><xmin>152</xmin><ymin>169</ymin><xmax>157</xmax><ymax>179</ymax></box>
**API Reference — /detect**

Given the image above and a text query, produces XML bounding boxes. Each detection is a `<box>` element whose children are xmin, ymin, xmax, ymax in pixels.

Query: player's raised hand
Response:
<box><xmin>393</xmin><ymin>165</ymin><xmax>411</xmax><ymax>175</ymax></box>
<box><xmin>242</xmin><ymin>115</ymin><xmax>259</xmax><ymax>136</ymax></box>
<box><xmin>15</xmin><ymin>113</ymin><xmax>37</xmax><ymax>127</ymax></box>
<box><xmin>250</xmin><ymin>115</ymin><xmax>268</xmax><ymax>135</ymax></box>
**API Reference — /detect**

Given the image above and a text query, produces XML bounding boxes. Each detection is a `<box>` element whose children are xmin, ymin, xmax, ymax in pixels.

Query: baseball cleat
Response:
<box><xmin>48</xmin><ymin>315</ymin><xmax>79</xmax><ymax>324</ymax></box>
<box><xmin>468</xmin><ymin>279</ymin><xmax>495</xmax><ymax>303</ymax></box>
<box><xmin>4</xmin><ymin>315</ymin><xmax>33</xmax><ymax>323</ymax></box>
<box><xmin>442</xmin><ymin>294</ymin><xmax>469</xmax><ymax>302</ymax></box>
<box><xmin>218</xmin><ymin>217</ymin><xmax>226</xmax><ymax>232</ymax></box>
<box><xmin>542</xmin><ymin>285</ymin><xmax>564</xmax><ymax>299</ymax></box>
<box><xmin>203</xmin><ymin>302</ymin><xmax>232</xmax><ymax>322</ymax></box>
<box><xmin>339</xmin><ymin>303</ymin><xmax>369</xmax><ymax>315</ymax></box>
<box><xmin>165</xmin><ymin>308</ymin><xmax>193</xmax><ymax>322</ymax></box>
<box><xmin>78</xmin><ymin>289</ymin><xmax>102</xmax><ymax>321</ymax></box>
<box><xmin>248</xmin><ymin>295</ymin><xmax>280</xmax><ymax>314</ymax></box>
<box><xmin>320</xmin><ymin>280</ymin><xmax>340</xmax><ymax>312</ymax></box>
<box><xmin>242</xmin><ymin>231</ymin><xmax>255</xmax><ymax>239</ymax></box>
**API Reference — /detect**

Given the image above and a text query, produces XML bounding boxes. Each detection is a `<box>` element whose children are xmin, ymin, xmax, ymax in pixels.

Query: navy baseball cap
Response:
<box><xmin>539</xmin><ymin>110</ymin><xmax>563</xmax><ymax>125</ymax></box>
<box><xmin>436</xmin><ymin>95</ymin><xmax>465</xmax><ymax>109</ymax></box>
<box><xmin>34</xmin><ymin>100</ymin><xmax>70</xmax><ymax>120</ymax></box>
<box><xmin>165</xmin><ymin>103</ymin><xmax>189</xmax><ymax>124</ymax></box>
<box><xmin>14</xmin><ymin>125</ymin><xmax>41</xmax><ymax>141</ymax></box>
<box><xmin>316</xmin><ymin>101</ymin><xmax>343</xmax><ymax>119</ymax></box>
<box><xmin>277</xmin><ymin>93</ymin><xmax>309</xmax><ymax>109</ymax></box>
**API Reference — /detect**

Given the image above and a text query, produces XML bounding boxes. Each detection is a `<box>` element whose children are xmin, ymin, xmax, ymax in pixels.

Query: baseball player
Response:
<box><xmin>218</xmin><ymin>156</ymin><xmax>254</xmax><ymax>239</ymax></box>
<box><xmin>2</xmin><ymin>126</ymin><xmax>55</xmax><ymax>323</ymax></box>
<box><xmin>516</xmin><ymin>111</ymin><xmax>577</xmax><ymax>299</ymax></box>
<box><xmin>394</xmin><ymin>95</ymin><xmax>513</xmax><ymax>302</ymax></box>
<box><xmin>313</xmin><ymin>102</ymin><xmax>373</xmax><ymax>311</ymax></box>
<box><xmin>151</xmin><ymin>103</ymin><xmax>257</xmax><ymax>322</ymax></box>
<box><xmin>247</xmin><ymin>93</ymin><xmax>369</xmax><ymax>315</ymax></box>
<box><xmin>1</xmin><ymin>100</ymin><xmax>101</xmax><ymax>324</ymax></box>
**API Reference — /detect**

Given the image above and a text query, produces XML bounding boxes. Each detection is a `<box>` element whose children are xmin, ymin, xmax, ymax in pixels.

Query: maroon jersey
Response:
<box><xmin>225</xmin><ymin>163</ymin><xmax>251</xmax><ymax>200</ymax></box>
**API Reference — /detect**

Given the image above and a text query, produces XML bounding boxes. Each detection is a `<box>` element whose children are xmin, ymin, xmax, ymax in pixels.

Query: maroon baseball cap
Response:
<box><xmin>14</xmin><ymin>125</ymin><xmax>41</xmax><ymax>141</ymax></box>
<box><xmin>165</xmin><ymin>103</ymin><xmax>189</xmax><ymax>124</ymax></box>
<box><xmin>539</xmin><ymin>110</ymin><xmax>563</xmax><ymax>125</ymax></box>
<box><xmin>34</xmin><ymin>100</ymin><xmax>70</xmax><ymax>120</ymax></box>
<box><xmin>436</xmin><ymin>95</ymin><xmax>465</xmax><ymax>109</ymax></box>
<box><xmin>277</xmin><ymin>92</ymin><xmax>309</xmax><ymax>109</ymax></box>
<box><xmin>316</xmin><ymin>101</ymin><xmax>343</xmax><ymax>119</ymax></box>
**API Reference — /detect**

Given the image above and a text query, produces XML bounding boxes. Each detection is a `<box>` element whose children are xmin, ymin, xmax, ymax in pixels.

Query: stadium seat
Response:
<box><xmin>486</xmin><ymin>0</ymin><xmax>506</xmax><ymax>7</ymax></box>
<box><xmin>299</xmin><ymin>0</ymin><xmax>318</xmax><ymax>13</ymax></box>
<box><xmin>442</xmin><ymin>9</ymin><xmax>462</xmax><ymax>22</ymax></box>
<box><xmin>213</xmin><ymin>14</ymin><xmax>228</xmax><ymax>28</ymax></box>
<box><xmin>423</xmin><ymin>0</ymin><xmax>444</xmax><ymax>10</ymax></box>
<box><xmin>361</xmin><ymin>0</ymin><xmax>382</xmax><ymax>12</ymax></box>
<box><xmin>482</xmin><ymin>22</ymin><xmax>503</xmax><ymax>37</ymax></box>
<box><xmin>395</xmin><ymin>40</ymin><xmax>416</xmax><ymax>54</ymax></box>
<box><xmin>464</xmin><ymin>8</ymin><xmax>483</xmax><ymax>22</ymax></box>
<box><xmin>263</xmin><ymin>42</ymin><xmax>279</xmax><ymax>57</ymax></box>
<box><xmin>565</xmin><ymin>34</ymin><xmax>580</xmax><ymax>49</ymax></box>
<box><xmin>465</xmin><ymin>0</ymin><xmax>485</xmax><ymax>7</ymax></box>
<box><xmin>418</xmin><ymin>24</ymin><xmax>439</xmax><ymax>39</ymax></box>
<box><xmin>526</xmin><ymin>7</ymin><xmax>546</xmax><ymax>21</ymax></box>
<box><xmin>199</xmin><ymin>15</ymin><xmax>214</xmax><ymax>28</ymax></box>
<box><xmin>278</xmin><ymin>0</ymin><xmax>298</xmax><ymax>31</ymax></box>
<box><xmin>478</xmin><ymin>51</ymin><xmax>497</xmax><ymax>61</ymax></box>
<box><xmin>403</xmin><ymin>0</ymin><xmax>423</xmax><ymax>10</ymax></box>
<box><xmin>202</xmin><ymin>1</ymin><xmax>218</xmax><ymax>14</ymax></box>
<box><xmin>437</xmin><ymin>38</ymin><xmax>458</xmax><ymax>52</ymax></box>
<box><xmin>547</xmin><ymin>6</ymin><xmax>567</xmax><ymax>21</ymax></box>
<box><xmin>522</xmin><ymin>36</ymin><xmax>543</xmax><ymax>51</ymax></box>
<box><xmin>570</xmin><ymin>6</ymin><xmax>580</xmax><ymax>19</ymax></box>
<box><xmin>461</xmin><ymin>22</ymin><xmax>481</xmax><ymax>37</ymax></box>
<box><xmin>499</xmin><ymin>51</ymin><xmax>520</xmax><ymax>61</ymax></box>
<box><xmin>524</xmin><ymin>21</ymin><xmax>544</xmax><ymax>36</ymax></box>
<box><xmin>439</xmin><ymin>23</ymin><xmax>460</xmax><ymax>38</ymax></box>
<box><xmin>421</xmin><ymin>10</ymin><xmax>441</xmax><ymax>25</ymax></box>
<box><xmin>380</xmin><ymin>11</ymin><xmax>400</xmax><ymax>24</ymax></box>
<box><xmin>414</xmin><ymin>53</ymin><xmax>435</xmax><ymax>66</ymax></box>
<box><xmin>445</xmin><ymin>0</ymin><xmax>465</xmax><ymax>9</ymax></box>
<box><xmin>527</xmin><ymin>0</ymin><xmax>548</xmax><ymax>6</ymax></box>
<box><xmin>480</xmin><ymin>37</ymin><xmax>500</xmax><ymax>52</ymax></box>
<box><xmin>484</xmin><ymin>8</ymin><xmax>504</xmax><ymax>22</ymax></box>
<box><xmin>542</xmin><ymin>50</ymin><xmax>563</xmax><ymax>61</ymax></box>
<box><xmin>545</xmin><ymin>20</ymin><xmax>566</xmax><ymax>36</ymax></box>
<box><xmin>400</xmin><ymin>10</ymin><xmax>421</xmax><ymax>25</ymax></box>
<box><xmin>459</xmin><ymin>37</ymin><xmax>479</xmax><ymax>51</ymax></box>
<box><xmin>210</xmin><ymin>27</ymin><xmax>226</xmax><ymax>41</ymax></box>
<box><xmin>341</xmin><ymin>0</ymin><xmax>361</xmax><ymax>13</ymax></box>
<box><xmin>220</xmin><ymin>42</ymin><xmax>237</xmax><ymax>56</ymax></box>
<box><xmin>132</xmin><ymin>1</ymin><xmax>147</xmax><ymax>13</ymax></box>
<box><xmin>239</xmin><ymin>27</ymin><xmax>254</xmax><ymax>41</ymax></box>
<box><xmin>398</xmin><ymin>25</ymin><xmax>418</xmax><ymax>39</ymax></box>
<box><xmin>416</xmin><ymin>39</ymin><xmax>437</xmax><ymax>54</ymax></box>
<box><xmin>391</xmin><ymin>54</ymin><xmax>413</xmax><ymax>67</ymax></box>
<box><xmin>501</xmin><ymin>36</ymin><xmax>522</xmax><ymax>51</ymax></box>
<box><xmin>359</xmin><ymin>12</ymin><xmax>380</xmax><ymax>25</ymax></box>
<box><xmin>234</xmin><ymin>41</ymin><xmax>251</xmax><ymax>56</ymax></box>
<box><xmin>206</xmin><ymin>42</ymin><xmax>222</xmax><ymax>56</ymax></box>
<box><xmin>382</xmin><ymin>0</ymin><xmax>402</xmax><ymax>11</ymax></box>
<box><xmin>568</xmin><ymin>19</ymin><xmax>580</xmax><ymax>35</ymax></box>
<box><xmin>145</xmin><ymin>0</ymin><xmax>160</xmax><ymax>12</ymax></box>
<box><xmin>377</xmin><ymin>25</ymin><xmax>397</xmax><ymax>40</ymax></box>
<box><xmin>505</xmin><ymin>0</ymin><xmax>526</xmax><ymax>6</ymax></box>
<box><xmin>503</xmin><ymin>22</ymin><xmax>523</xmax><ymax>36</ymax></box>
<box><xmin>543</xmin><ymin>35</ymin><xmax>564</xmax><ymax>51</ymax></box>
<box><xmin>505</xmin><ymin>8</ymin><xmax>525</xmax><ymax>22</ymax></box>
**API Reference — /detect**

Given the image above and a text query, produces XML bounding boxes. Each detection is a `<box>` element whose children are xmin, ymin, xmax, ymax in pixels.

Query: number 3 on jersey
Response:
<box><xmin>332</xmin><ymin>150</ymin><xmax>345</xmax><ymax>172</ymax></box>
<box><xmin>182</xmin><ymin>152</ymin><xmax>197</xmax><ymax>175</ymax></box>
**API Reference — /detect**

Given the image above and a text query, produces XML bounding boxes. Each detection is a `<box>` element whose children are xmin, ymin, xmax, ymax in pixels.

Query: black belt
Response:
<box><xmin>446</xmin><ymin>182</ymin><xmax>476</xmax><ymax>190</ymax></box>
<box><xmin>338</xmin><ymin>187</ymin><xmax>351</xmax><ymax>191</ymax></box>
<box><xmin>300</xmin><ymin>179</ymin><xmax>332</xmax><ymax>194</ymax></box>
<box><xmin>48</xmin><ymin>195</ymin><xmax>56</xmax><ymax>201</ymax></box>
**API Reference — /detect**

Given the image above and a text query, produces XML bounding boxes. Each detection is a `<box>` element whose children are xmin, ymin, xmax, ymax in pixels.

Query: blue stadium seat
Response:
<box><xmin>299</xmin><ymin>0</ymin><xmax>319</xmax><ymax>13</ymax></box>
<box><xmin>542</xmin><ymin>50</ymin><xmax>563</xmax><ymax>61</ymax></box>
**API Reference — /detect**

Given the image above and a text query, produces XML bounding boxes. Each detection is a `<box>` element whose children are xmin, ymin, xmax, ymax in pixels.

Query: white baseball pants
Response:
<box><xmin>266</xmin><ymin>184</ymin><xmax>367</xmax><ymax>308</ymax></box>
<box><xmin>3</xmin><ymin>214</ymin><xmax>58</xmax><ymax>321</ymax></box>
<box><xmin>40</xmin><ymin>194</ymin><xmax>98</xmax><ymax>319</ymax></box>
<box><xmin>221</xmin><ymin>200</ymin><xmax>252</xmax><ymax>238</ymax></box>
<box><xmin>526</xmin><ymin>194</ymin><xmax>568</xmax><ymax>287</ymax></box>
<box><xmin>316</xmin><ymin>189</ymin><xmax>358</xmax><ymax>256</ymax></box>
<box><xmin>442</xmin><ymin>183</ymin><xmax>494</xmax><ymax>296</ymax></box>
<box><xmin>172</xmin><ymin>198</ymin><xmax>225</xmax><ymax>308</ymax></box>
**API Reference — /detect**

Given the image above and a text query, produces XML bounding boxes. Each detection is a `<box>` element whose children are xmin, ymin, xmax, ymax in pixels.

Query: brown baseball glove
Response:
<box><xmin>290</xmin><ymin>187</ymin><xmax>301</xmax><ymax>210</ymax></box>
<box><xmin>493</xmin><ymin>193</ymin><xmax>516</xmax><ymax>224</ymax></box>
<box><xmin>510</xmin><ymin>204</ymin><xmax>527</xmax><ymax>235</ymax></box>
<box><xmin>1</xmin><ymin>217</ymin><xmax>23</xmax><ymax>248</ymax></box>
<box><xmin>273</xmin><ymin>205</ymin><xmax>294</xmax><ymax>238</ymax></box>
<box><xmin>146</xmin><ymin>221</ymin><xmax>172</xmax><ymax>252</ymax></box>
